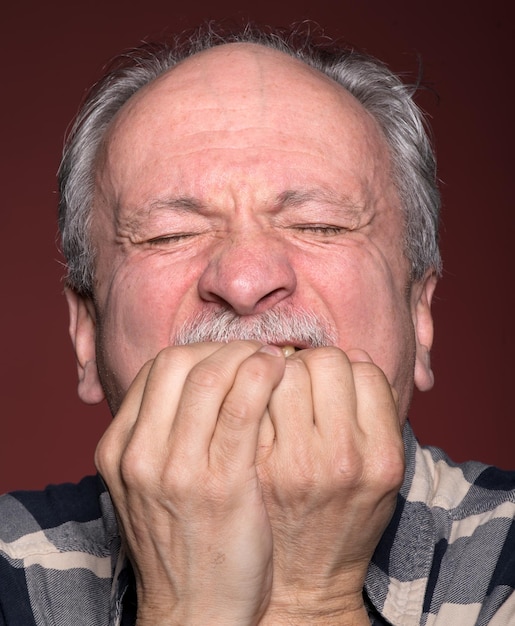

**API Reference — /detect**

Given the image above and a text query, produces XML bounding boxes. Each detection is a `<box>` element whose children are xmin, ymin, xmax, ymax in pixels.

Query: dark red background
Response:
<box><xmin>1</xmin><ymin>0</ymin><xmax>513</xmax><ymax>494</ymax></box>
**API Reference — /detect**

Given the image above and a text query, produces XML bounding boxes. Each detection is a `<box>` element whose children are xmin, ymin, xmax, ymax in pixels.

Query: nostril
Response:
<box><xmin>197</xmin><ymin>242</ymin><xmax>297</xmax><ymax>316</ymax></box>
<box><xmin>256</xmin><ymin>286</ymin><xmax>290</xmax><ymax>307</ymax></box>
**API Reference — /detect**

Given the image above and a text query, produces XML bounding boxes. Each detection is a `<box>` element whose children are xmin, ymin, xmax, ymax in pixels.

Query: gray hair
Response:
<box><xmin>58</xmin><ymin>23</ymin><xmax>441</xmax><ymax>297</ymax></box>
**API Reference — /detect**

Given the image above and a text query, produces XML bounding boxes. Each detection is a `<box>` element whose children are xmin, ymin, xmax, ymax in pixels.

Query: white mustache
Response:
<box><xmin>174</xmin><ymin>307</ymin><xmax>336</xmax><ymax>348</ymax></box>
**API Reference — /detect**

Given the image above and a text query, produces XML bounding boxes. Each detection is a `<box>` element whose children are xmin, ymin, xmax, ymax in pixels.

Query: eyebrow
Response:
<box><xmin>277</xmin><ymin>188</ymin><xmax>359</xmax><ymax>209</ymax></box>
<box><xmin>145</xmin><ymin>187</ymin><xmax>365</xmax><ymax>224</ymax></box>
<box><xmin>149</xmin><ymin>196</ymin><xmax>206</xmax><ymax>212</ymax></box>
<box><xmin>276</xmin><ymin>189</ymin><xmax>366</xmax><ymax>227</ymax></box>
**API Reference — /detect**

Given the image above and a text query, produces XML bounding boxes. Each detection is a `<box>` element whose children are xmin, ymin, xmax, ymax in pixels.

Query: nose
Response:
<box><xmin>197</xmin><ymin>230</ymin><xmax>297</xmax><ymax>315</ymax></box>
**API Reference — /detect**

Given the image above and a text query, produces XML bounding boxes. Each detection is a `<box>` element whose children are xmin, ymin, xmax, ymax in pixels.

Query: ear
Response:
<box><xmin>411</xmin><ymin>271</ymin><xmax>438</xmax><ymax>392</ymax></box>
<box><xmin>64</xmin><ymin>287</ymin><xmax>105</xmax><ymax>405</ymax></box>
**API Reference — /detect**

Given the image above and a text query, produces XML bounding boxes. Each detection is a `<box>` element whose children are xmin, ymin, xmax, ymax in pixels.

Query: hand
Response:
<box><xmin>94</xmin><ymin>341</ymin><xmax>287</xmax><ymax>625</ymax></box>
<box><xmin>256</xmin><ymin>347</ymin><xmax>405</xmax><ymax>624</ymax></box>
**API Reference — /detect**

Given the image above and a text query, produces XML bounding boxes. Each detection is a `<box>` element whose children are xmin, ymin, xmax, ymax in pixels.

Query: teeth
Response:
<box><xmin>281</xmin><ymin>345</ymin><xmax>296</xmax><ymax>357</ymax></box>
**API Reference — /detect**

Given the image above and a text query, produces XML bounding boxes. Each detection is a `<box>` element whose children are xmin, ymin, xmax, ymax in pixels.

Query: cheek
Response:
<box><xmin>306</xmin><ymin>243</ymin><xmax>413</xmax><ymax>371</ymax></box>
<box><xmin>332</xmin><ymin>279</ymin><xmax>416</xmax><ymax>421</ymax></box>
<box><xmin>96</xmin><ymin>256</ymin><xmax>201</xmax><ymax>392</ymax></box>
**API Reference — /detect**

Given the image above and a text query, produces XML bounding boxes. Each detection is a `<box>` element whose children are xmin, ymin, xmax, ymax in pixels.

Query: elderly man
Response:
<box><xmin>1</xmin><ymin>25</ymin><xmax>513</xmax><ymax>625</ymax></box>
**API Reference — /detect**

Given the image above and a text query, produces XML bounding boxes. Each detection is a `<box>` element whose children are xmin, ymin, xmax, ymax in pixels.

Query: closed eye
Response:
<box><xmin>293</xmin><ymin>224</ymin><xmax>347</xmax><ymax>235</ymax></box>
<box><xmin>147</xmin><ymin>233</ymin><xmax>198</xmax><ymax>245</ymax></box>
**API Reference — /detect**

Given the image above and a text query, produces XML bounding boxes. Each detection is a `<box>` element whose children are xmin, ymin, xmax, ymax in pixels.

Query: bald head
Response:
<box><xmin>113</xmin><ymin>42</ymin><xmax>366</xmax><ymax>126</ymax></box>
<box><xmin>97</xmin><ymin>43</ymin><xmax>390</xmax><ymax>221</ymax></box>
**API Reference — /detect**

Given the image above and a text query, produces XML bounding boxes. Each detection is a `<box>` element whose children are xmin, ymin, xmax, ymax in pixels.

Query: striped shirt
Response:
<box><xmin>1</xmin><ymin>423</ymin><xmax>514</xmax><ymax>625</ymax></box>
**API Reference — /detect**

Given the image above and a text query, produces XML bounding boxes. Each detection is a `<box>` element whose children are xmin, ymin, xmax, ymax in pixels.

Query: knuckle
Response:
<box><xmin>361</xmin><ymin>442</ymin><xmax>405</xmax><ymax>496</ymax></box>
<box><xmin>93</xmin><ymin>439</ymin><xmax>109</xmax><ymax>477</ymax></box>
<box><xmin>221</xmin><ymin>397</ymin><xmax>252</xmax><ymax>427</ymax></box>
<box><xmin>119</xmin><ymin>441</ymin><xmax>157</xmax><ymax>489</ymax></box>
<box><xmin>153</xmin><ymin>345</ymin><xmax>195</xmax><ymax>373</ymax></box>
<box><xmin>186</xmin><ymin>360</ymin><xmax>227</xmax><ymax>392</ymax></box>
<box><xmin>373</xmin><ymin>447</ymin><xmax>405</xmax><ymax>490</ymax></box>
<box><xmin>351</xmin><ymin>360</ymin><xmax>386</xmax><ymax>382</ymax></box>
<box><xmin>240</xmin><ymin>356</ymin><xmax>273</xmax><ymax>386</ymax></box>
<box><xmin>335</xmin><ymin>454</ymin><xmax>365</xmax><ymax>487</ymax></box>
<box><xmin>94</xmin><ymin>428</ymin><xmax>119</xmax><ymax>480</ymax></box>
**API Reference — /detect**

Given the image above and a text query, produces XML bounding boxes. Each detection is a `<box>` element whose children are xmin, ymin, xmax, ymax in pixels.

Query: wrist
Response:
<box><xmin>137</xmin><ymin>598</ymin><xmax>267</xmax><ymax>626</ymax></box>
<box><xmin>259</xmin><ymin>606</ymin><xmax>369</xmax><ymax>626</ymax></box>
<box><xmin>259</xmin><ymin>592</ymin><xmax>368</xmax><ymax>625</ymax></box>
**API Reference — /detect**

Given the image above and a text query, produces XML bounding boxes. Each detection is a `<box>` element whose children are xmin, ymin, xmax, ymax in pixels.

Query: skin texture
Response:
<box><xmin>66</xmin><ymin>43</ymin><xmax>437</xmax><ymax>624</ymax></box>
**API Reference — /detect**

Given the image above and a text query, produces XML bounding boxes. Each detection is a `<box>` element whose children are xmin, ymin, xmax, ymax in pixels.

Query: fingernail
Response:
<box><xmin>258</xmin><ymin>344</ymin><xmax>284</xmax><ymax>357</ymax></box>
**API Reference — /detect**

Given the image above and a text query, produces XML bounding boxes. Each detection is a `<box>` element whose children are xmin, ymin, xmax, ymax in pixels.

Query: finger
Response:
<box><xmin>351</xmin><ymin>359</ymin><xmax>403</xmax><ymax>456</ymax></box>
<box><xmin>131</xmin><ymin>343</ymin><xmax>223</xmax><ymax>448</ymax></box>
<box><xmin>267</xmin><ymin>353</ymin><xmax>314</xmax><ymax>452</ymax></box>
<box><xmin>94</xmin><ymin>359</ymin><xmax>154</xmax><ymax>481</ymax></box>
<box><xmin>98</xmin><ymin>343</ymin><xmax>223</xmax><ymax>491</ymax></box>
<box><xmin>269</xmin><ymin>355</ymin><xmax>314</xmax><ymax>439</ymax></box>
<box><xmin>340</xmin><ymin>354</ymin><xmax>405</xmax><ymax>494</ymax></box>
<box><xmin>294</xmin><ymin>347</ymin><xmax>357</xmax><ymax>442</ymax></box>
<box><xmin>256</xmin><ymin>407</ymin><xmax>275</xmax><ymax>466</ymax></box>
<box><xmin>345</xmin><ymin>348</ymin><xmax>373</xmax><ymax>363</ymax></box>
<box><xmin>346</xmin><ymin>349</ymin><xmax>400</xmax><ymax>409</ymax></box>
<box><xmin>209</xmin><ymin>344</ymin><xmax>286</xmax><ymax>472</ymax></box>
<box><xmin>169</xmin><ymin>341</ymin><xmax>279</xmax><ymax>466</ymax></box>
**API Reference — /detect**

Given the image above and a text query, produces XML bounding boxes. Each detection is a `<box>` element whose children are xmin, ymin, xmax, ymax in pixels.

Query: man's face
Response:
<box><xmin>69</xmin><ymin>43</ymin><xmax>436</xmax><ymax>420</ymax></box>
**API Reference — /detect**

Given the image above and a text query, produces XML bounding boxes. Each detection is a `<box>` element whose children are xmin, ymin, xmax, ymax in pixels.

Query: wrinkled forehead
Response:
<box><xmin>102</xmin><ymin>42</ymin><xmax>388</xmax><ymax>164</ymax></box>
